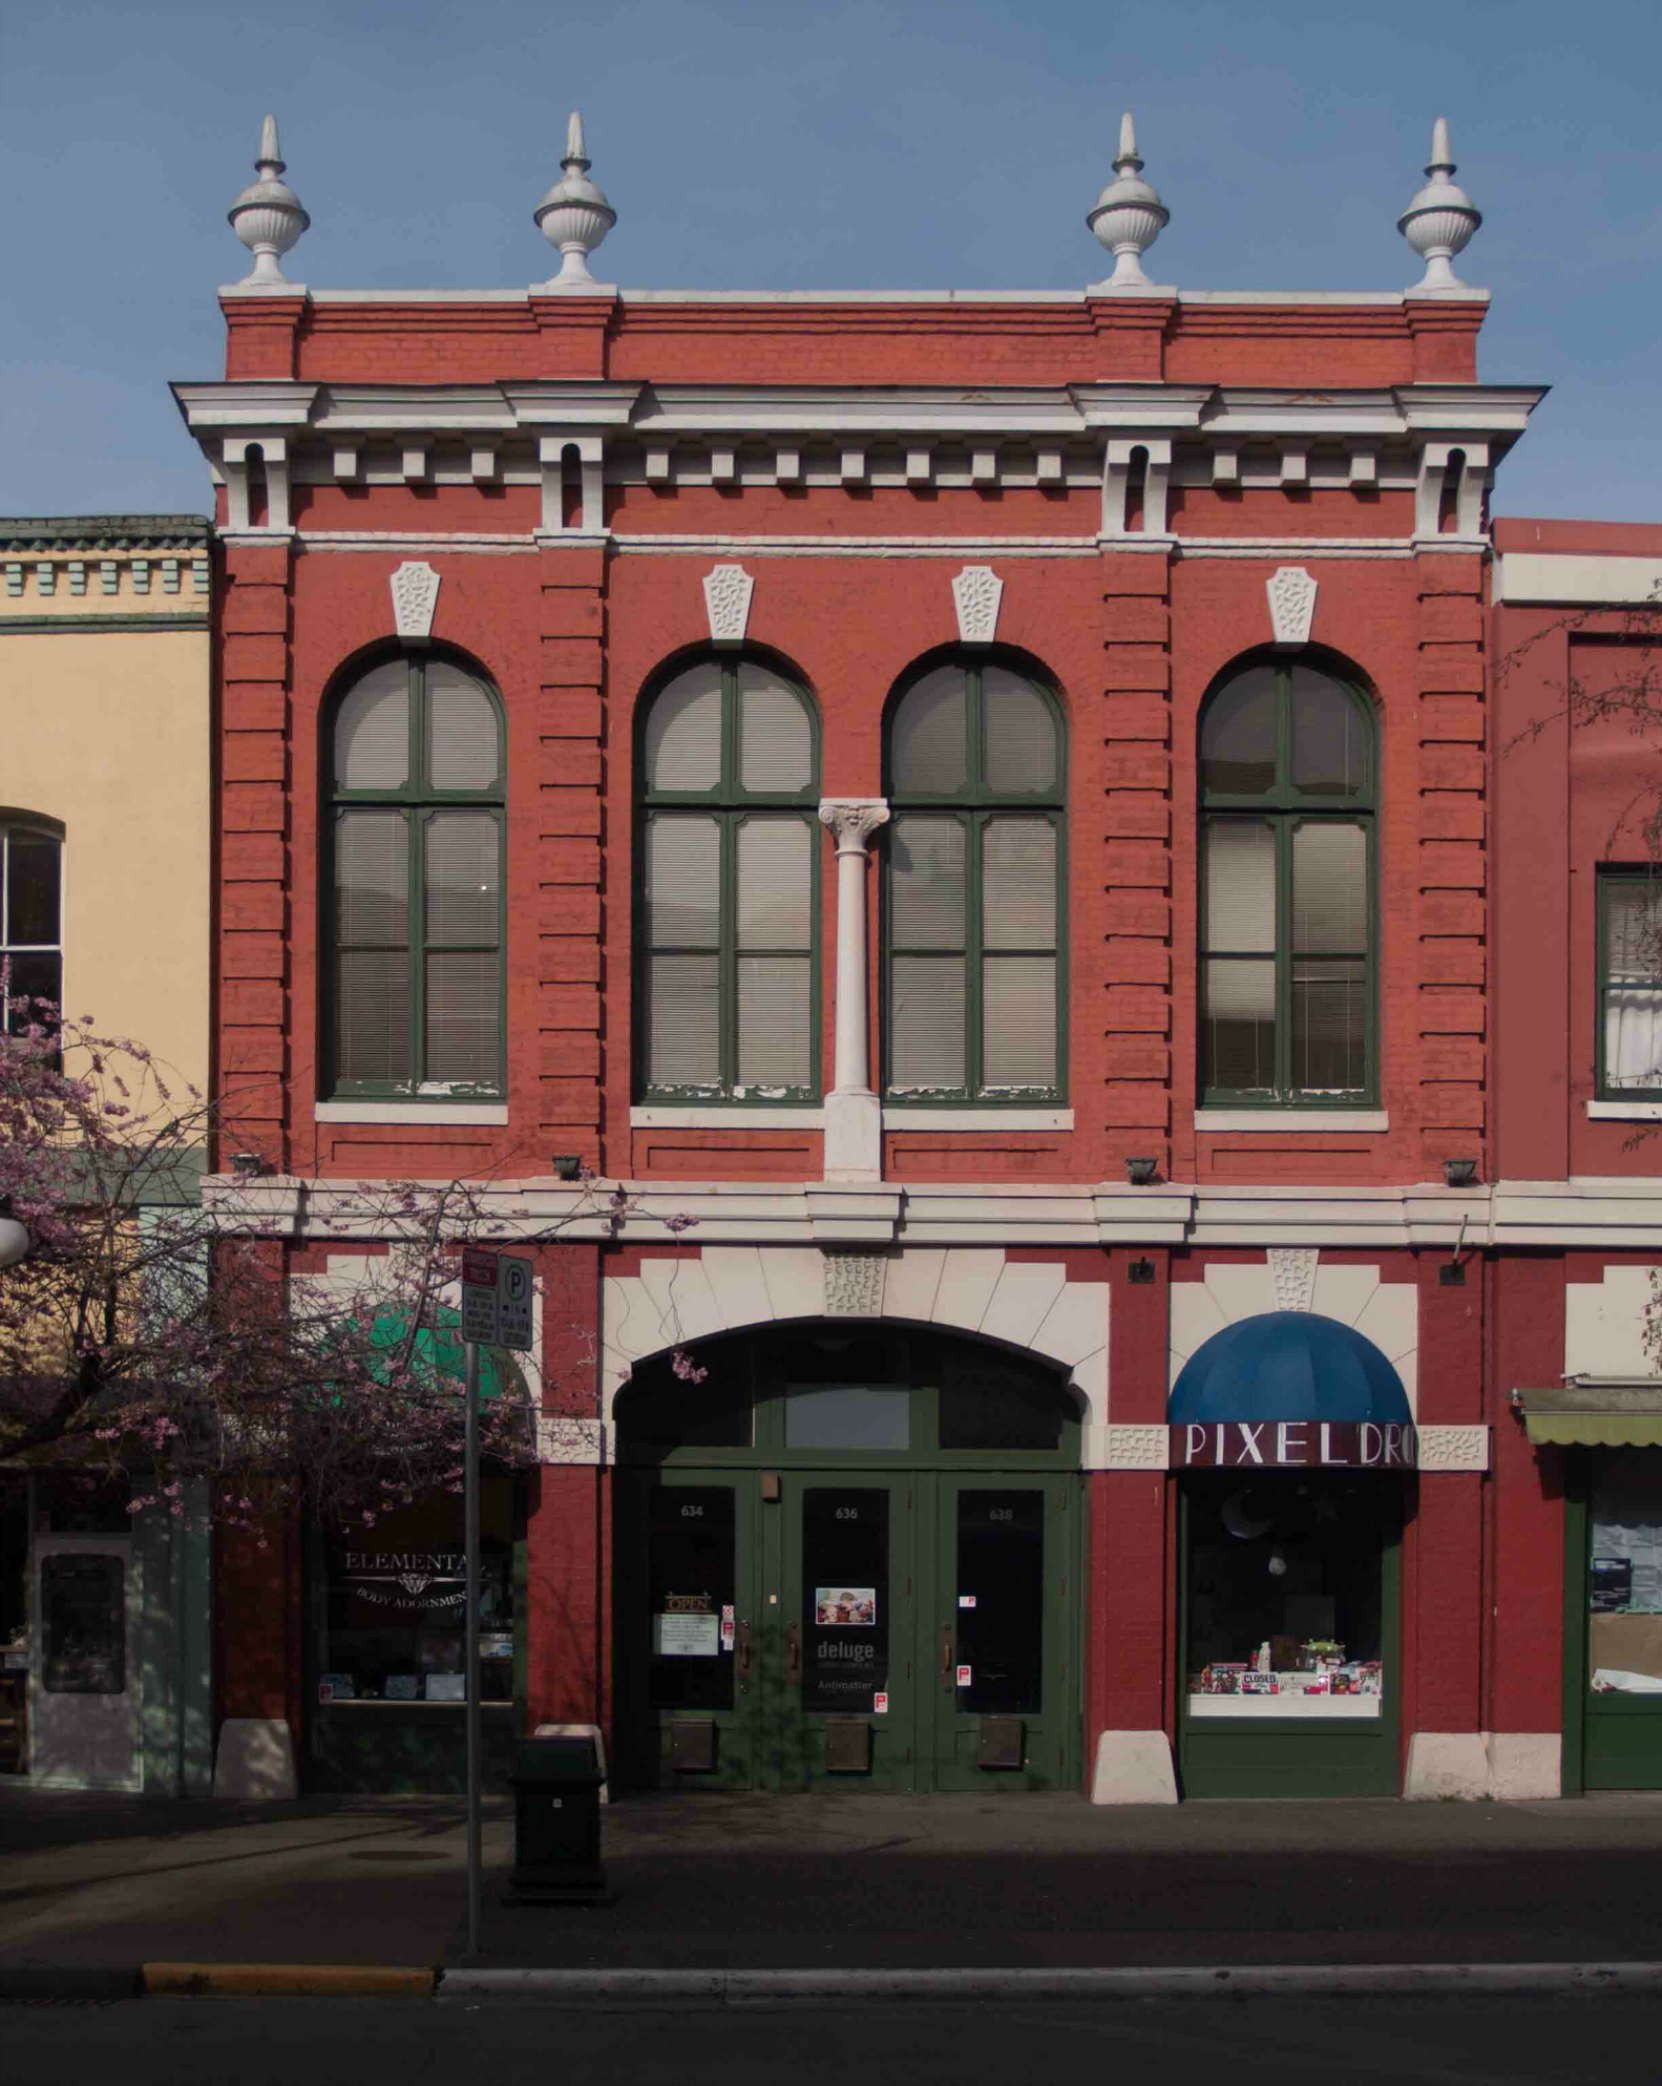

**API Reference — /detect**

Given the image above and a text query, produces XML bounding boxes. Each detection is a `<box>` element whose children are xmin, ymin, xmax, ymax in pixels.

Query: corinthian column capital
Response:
<box><xmin>818</xmin><ymin>797</ymin><xmax>890</xmax><ymax>853</ymax></box>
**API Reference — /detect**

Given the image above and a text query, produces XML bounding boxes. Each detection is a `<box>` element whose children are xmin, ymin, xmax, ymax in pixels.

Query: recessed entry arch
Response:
<box><xmin>601</xmin><ymin>1245</ymin><xmax>1110</xmax><ymax>1460</ymax></box>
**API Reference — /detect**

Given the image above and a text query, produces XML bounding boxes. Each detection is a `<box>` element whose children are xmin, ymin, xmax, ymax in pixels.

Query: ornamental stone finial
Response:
<box><xmin>1087</xmin><ymin>111</ymin><xmax>1170</xmax><ymax>290</ymax></box>
<box><xmin>534</xmin><ymin>110</ymin><xmax>617</xmax><ymax>289</ymax></box>
<box><xmin>228</xmin><ymin>114</ymin><xmax>310</xmax><ymax>288</ymax></box>
<box><xmin>1397</xmin><ymin>116</ymin><xmax>1482</xmax><ymax>293</ymax></box>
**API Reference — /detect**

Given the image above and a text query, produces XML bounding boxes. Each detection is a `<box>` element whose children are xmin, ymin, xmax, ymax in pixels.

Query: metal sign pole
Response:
<box><xmin>464</xmin><ymin>1335</ymin><xmax>482</xmax><ymax>1959</ymax></box>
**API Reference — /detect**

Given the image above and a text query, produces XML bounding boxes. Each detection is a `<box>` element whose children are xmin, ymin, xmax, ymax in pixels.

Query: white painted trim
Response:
<box><xmin>611</xmin><ymin>536</ymin><xmax>1102</xmax><ymax>558</ymax></box>
<box><xmin>290</xmin><ymin>286</ymin><xmax>1453</xmax><ymax>310</ymax></box>
<box><xmin>1494</xmin><ymin>552</ymin><xmax>1662</xmax><ymax>606</ymax></box>
<box><xmin>1195</xmin><ymin>1110</ymin><xmax>1389</xmax><ymax>1132</ymax></box>
<box><xmin>1586</xmin><ymin>1099</ymin><xmax>1662</xmax><ymax>1121</ymax></box>
<box><xmin>885</xmin><ymin>1108</ymin><xmax>1074</xmax><ymax>1130</ymax></box>
<box><xmin>631</xmin><ymin>1106</ymin><xmax>823</xmax><ymax>1129</ymax></box>
<box><xmin>314</xmin><ymin>1100</ymin><xmax>509</xmax><ymax>1125</ymax></box>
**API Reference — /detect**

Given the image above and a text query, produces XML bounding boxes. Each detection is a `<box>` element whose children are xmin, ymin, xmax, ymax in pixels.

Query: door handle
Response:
<box><xmin>941</xmin><ymin>1623</ymin><xmax>954</xmax><ymax>1690</ymax></box>
<box><xmin>737</xmin><ymin>1619</ymin><xmax>752</xmax><ymax>1687</ymax></box>
<box><xmin>786</xmin><ymin>1619</ymin><xmax>801</xmax><ymax>1684</ymax></box>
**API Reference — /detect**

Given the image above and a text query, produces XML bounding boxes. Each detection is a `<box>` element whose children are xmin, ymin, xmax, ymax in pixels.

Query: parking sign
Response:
<box><xmin>496</xmin><ymin>1253</ymin><xmax>534</xmax><ymax>1352</ymax></box>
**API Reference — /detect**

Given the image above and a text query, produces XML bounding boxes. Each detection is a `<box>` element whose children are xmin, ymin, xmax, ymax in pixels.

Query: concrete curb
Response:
<box><xmin>437</xmin><ymin>1962</ymin><xmax>1662</xmax><ymax>2006</ymax></box>
<box><xmin>142</xmin><ymin>1963</ymin><xmax>435</xmax><ymax>1997</ymax></box>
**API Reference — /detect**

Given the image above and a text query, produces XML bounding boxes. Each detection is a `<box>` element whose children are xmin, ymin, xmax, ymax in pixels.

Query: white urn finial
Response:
<box><xmin>1087</xmin><ymin>110</ymin><xmax>1169</xmax><ymax>290</ymax></box>
<box><xmin>534</xmin><ymin>110</ymin><xmax>617</xmax><ymax>289</ymax></box>
<box><xmin>1397</xmin><ymin>116</ymin><xmax>1482</xmax><ymax>293</ymax></box>
<box><xmin>227</xmin><ymin>114</ymin><xmax>310</xmax><ymax>288</ymax></box>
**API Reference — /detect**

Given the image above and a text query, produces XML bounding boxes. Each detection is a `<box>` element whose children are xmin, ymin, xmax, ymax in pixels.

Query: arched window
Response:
<box><xmin>1199</xmin><ymin>659</ymin><xmax>1376</xmax><ymax>1105</ymax></box>
<box><xmin>883</xmin><ymin>658</ymin><xmax>1066</xmax><ymax>1101</ymax></box>
<box><xmin>0</xmin><ymin>817</ymin><xmax>62</xmax><ymax>1033</ymax></box>
<box><xmin>326</xmin><ymin>652</ymin><xmax>505</xmax><ymax>1098</ymax></box>
<box><xmin>637</xmin><ymin>655</ymin><xmax>820</xmax><ymax>1101</ymax></box>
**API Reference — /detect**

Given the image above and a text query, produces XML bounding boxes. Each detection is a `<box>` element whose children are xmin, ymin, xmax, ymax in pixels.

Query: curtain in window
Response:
<box><xmin>1604</xmin><ymin>880</ymin><xmax>1662</xmax><ymax>1092</ymax></box>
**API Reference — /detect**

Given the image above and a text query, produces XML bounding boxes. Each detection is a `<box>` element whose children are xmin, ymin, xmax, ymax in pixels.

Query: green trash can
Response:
<box><xmin>505</xmin><ymin>1735</ymin><xmax>608</xmax><ymax>1904</ymax></box>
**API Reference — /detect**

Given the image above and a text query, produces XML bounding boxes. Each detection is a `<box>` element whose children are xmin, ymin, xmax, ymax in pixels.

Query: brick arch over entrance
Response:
<box><xmin>602</xmin><ymin>1245</ymin><xmax>1110</xmax><ymax>1461</ymax></box>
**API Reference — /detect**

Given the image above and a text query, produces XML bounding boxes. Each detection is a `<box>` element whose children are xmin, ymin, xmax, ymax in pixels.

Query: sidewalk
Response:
<box><xmin>4</xmin><ymin>1784</ymin><xmax>1662</xmax><ymax>1979</ymax></box>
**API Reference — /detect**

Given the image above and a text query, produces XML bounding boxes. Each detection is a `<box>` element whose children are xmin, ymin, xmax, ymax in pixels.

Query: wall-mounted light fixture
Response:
<box><xmin>229</xmin><ymin>1152</ymin><xmax>266</xmax><ymax>1179</ymax></box>
<box><xmin>550</xmin><ymin>1155</ymin><xmax>583</xmax><ymax>1182</ymax></box>
<box><xmin>1125</xmin><ymin>1156</ymin><xmax>1160</xmax><ymax>1185</ymax></box>
<box><xmin>1128</xmin><ymin>1256</ymin><xmax>1157</xmax><ymax>1286</ymax></box>
<box><xmin>1442</xmin><ymin>1157</ymin><xmax>1479</xmax><ymax>1189</ymax></box>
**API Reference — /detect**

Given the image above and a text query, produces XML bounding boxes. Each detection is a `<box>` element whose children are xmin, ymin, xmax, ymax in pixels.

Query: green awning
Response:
<box><xmin>1524</xmin><ymin>1413</ymin><xmax>1662</xmax><ymax>1448</ymax></box>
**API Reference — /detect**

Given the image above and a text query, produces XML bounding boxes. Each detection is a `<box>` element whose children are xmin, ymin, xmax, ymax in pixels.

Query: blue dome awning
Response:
<box><xmin>1170</xmin><ymin>1311</ymin><xmax>1410</xmax><ymax>1427</ymax></box>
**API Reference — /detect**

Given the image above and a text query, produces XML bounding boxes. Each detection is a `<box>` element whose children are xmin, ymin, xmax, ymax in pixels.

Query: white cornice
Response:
<box><xmin>199</xmin><ymin>1175</ymin><xmax>1662</xmax><ymax>1252</ymax></box>
<box><xmin>258</xmin><ymin>286</ymin><xmax>1485</xmax><ymax>310</ymax></box>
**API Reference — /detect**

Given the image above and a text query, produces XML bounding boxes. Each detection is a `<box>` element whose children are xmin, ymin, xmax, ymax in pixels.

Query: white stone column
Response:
<box><xmin>817</xmin><ymin>797</ymin><xmax>890</xmax><ymax>1182</ymax></box>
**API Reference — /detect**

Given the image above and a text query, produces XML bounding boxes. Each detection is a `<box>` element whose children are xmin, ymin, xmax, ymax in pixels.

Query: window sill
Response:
<box><xmin>316</xmin><ymin>1100</ymin><xmax>509</xmax><ymax>1125</ymax></box>
<box><xmin>1195</xmin><ymin>1108</ymin><xmax>1389</xmax><ymax>1132</ymax></box>
<box><xmin>631</xmin><ymin>1104</ymin><xmax>824</xmax><ymax>1129</ymax></box>
<box><xmin>1586</xmin><ymin>1099</ymin><xmax>1662</xmax><ymax>1121</ymax></box>
<box><xmin>885</xmin><ymin>1107</ymin><xmax>1074</xmax><ymax>1131</ymax></box>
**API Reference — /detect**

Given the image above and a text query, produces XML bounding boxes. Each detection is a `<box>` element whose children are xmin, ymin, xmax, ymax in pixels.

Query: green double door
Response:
<box><xmin>627</xmin><ymin>1468</ymin><xmax>1077</xmax><ymax>1792</ymax></box>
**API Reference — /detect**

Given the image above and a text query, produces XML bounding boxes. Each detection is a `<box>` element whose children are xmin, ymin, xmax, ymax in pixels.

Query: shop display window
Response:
<box><xmin>1186</xmin><ymin>1473</ymin><xmax>1386</xmax><ymax>1719</ymax></box>
<box><xmin>1588</xmin><ymin>1460</ymin><xmax>1662</xmax><ymax>1696</ymax></box>
<box><xmin>317</xmin><ymin>1487</ymin><xmax>516</xmax><ymax>1707</ymax></box>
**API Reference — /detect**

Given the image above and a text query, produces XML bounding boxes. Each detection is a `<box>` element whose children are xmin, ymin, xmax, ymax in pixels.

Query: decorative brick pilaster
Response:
<box><xmin>1099</xmin><ymin>554</ymin><xmax>1173</xmax><ymax>1173</ymax></box>
<box><xmin>537</xmin><ymin>545</ymin><xmax>607</xmax><ymax>1165</ymax></box>
<box><xmin>219</xmin><ymin>541</ymin><xmax>293</xmax><ymax>1166</ymax></box>
<box><xmin>1415</xmin><ymin>553</ymin><xmax>1488</xmax><ymax>1177</ymax></box>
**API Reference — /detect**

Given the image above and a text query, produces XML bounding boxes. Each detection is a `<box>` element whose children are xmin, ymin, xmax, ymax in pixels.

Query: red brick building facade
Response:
<box><xmin>178</xmin><ymin>131</ymin><xmax>1662</xmax><ymax>1802</ymax></box>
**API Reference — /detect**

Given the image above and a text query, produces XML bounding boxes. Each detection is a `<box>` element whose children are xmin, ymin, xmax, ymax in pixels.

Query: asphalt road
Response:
<box><xmin>5</xmin><ymin>1995</ymin><xmax>1660</xmax><ymax>2086</ymax></box>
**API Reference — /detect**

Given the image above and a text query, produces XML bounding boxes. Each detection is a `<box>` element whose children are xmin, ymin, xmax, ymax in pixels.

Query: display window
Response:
<box><xmin>315</xmin><ymin>1484</ymin><xmax>516</xmax><ymax>1708</ymax></box>
<box><xmin>1587</xmin><ymin>1459</ymin><xmax>1662</xmax><ymax>1697</ymax></box>
<box><xmin>1185</xmin><ymin>1472</ymin><xmax>1386</xmax><ymax>1721</ymax></box>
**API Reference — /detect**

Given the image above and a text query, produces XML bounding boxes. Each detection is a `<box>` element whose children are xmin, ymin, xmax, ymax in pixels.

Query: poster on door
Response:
<box><xmin>815</xmin><ymin>1587</ymin><xmax>877</xmax><ymax>1626</ymax></box>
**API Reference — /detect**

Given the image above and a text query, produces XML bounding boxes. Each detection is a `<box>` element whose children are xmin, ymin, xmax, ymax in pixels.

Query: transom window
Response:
<box><xmin>326</xmin><ymin>653</ymin><xmax>505</xmax><ymax>1098</ymax></box>
<box><xmin>1</xmin><ymin>819</ymin><xmax>62</xmax><ymax>1033</ymax></box>
<box><xmin>1597</xmin><ymin>869</ymin><xmax>1662</xmax><ymax>1099</ymax></box>
<box><xmin>883</xmin><ymin>659</ymin><xmax>1066</xmax><ymax>1102</ymax></box>
<box><xmin>637</xmin><ymin>655</ymin><xmax>820</xmax><ymax>1102</ymax></box>
<box><xmin>1200</xmin><ymin>659</ymin><xmax>1376</xmax><ymax>1105</ymax></box>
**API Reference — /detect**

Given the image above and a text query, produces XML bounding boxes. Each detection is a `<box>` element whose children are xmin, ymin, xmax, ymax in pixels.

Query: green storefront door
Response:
<box><xmin>625</xmin><ymin>1466</ymin><xmax>1079</xmax><ymax>1792</ymax></box>
<box><xmin>1563</xmin><ymin>1452</ymin><xmax>1662</xmax><ymax>1793</ymax></box>
<box><xmin>616</xmin><ymin>1325</ymin><xmax>1082</xmax><ymax>1795</ymax></box>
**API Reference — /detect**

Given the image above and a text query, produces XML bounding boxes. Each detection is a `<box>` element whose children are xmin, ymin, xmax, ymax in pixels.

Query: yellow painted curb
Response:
<box><xmin>143</xmin><ymin>1962</ymin><xmax>435</xmax><ymax>1997</ymax></box>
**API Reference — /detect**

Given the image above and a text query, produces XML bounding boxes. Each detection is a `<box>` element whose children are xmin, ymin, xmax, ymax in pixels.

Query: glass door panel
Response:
<box><xmin>1583</xmin><ymin>1454</ymin><xmax>1662</xmax><ymax>1791</ymax></box>
<box><xmin>926</xmin><ymin>1477</ymin><xmax>1076</xmax><ymax>1791</ymax></box>
<box><xmin>635</xmin><ymin>1475</ymin><xmax>759</xmax><ymax>1789</ymax></box>
<box><xmin>779</xmin><ymin>1476</ymin><xmax>915</xmax><ymax>1791</ymax></box>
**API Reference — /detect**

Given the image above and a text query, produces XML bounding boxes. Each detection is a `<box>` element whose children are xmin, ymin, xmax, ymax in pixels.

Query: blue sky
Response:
<box><xmin>1</xmin><ymin>0</ymin><xmax>1657</xmax><ymax>520</ymax></box>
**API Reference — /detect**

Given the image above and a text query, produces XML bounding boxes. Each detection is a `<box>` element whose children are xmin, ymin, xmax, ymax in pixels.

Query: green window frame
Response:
<box><xmin>0</xmin><ymin>817</ymin><xmax>63</xmax><ymax>1035</ymax></box>
<box><xmin>1199</xmin><ymin>657</ymin><xmax>1378</xmax><ymax>1107</ymax></box>
<box><xmin>1596</xmin><ymin>867</ymin><xmax>1662</xmax><ymax>1101</ymax></box>
<box><xmin>325</xmin><ymin>651</ymin><xmax>506</xmax><ymax>1100</ymax></box>
<box><xmin>636</xmin><ymin>653</ymin><xmax>822</xmax><ymax>1104</ymax></box>
<box><xmin>882</xmin><ymin>656</ymin><xmax>1067</xmax><ymax>1105</ymax></box>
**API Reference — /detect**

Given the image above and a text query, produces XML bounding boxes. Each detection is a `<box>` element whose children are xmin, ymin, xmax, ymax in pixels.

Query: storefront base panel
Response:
<box><xmin>306</xmin><ymin>1705</ymin><xmax>518</xmax><ymax>1795</ymax></box>
<box><xmin>1584</xmin><ymin>1705</ymin><xmax>1662</xmax><ymax>1792</ymax></box>
<box><xmin>1179</xmin><ymin>1725</ymin><xmax>1400</xmax><ymax>1799</ymax></box>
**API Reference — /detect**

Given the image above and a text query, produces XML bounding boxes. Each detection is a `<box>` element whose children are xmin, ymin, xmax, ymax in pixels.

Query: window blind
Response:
<box><xmin>890</xmin><ymin>956</ymin><xmax>966</xmax><ymax>1091</ymax></box>
<box><xmin>1292</xmin><ymin>670</ymin><xmax>1366</xmax><ymax>797</ymax></box>
<box><xmin>891</xmin><ymin>669</ymin><xmax>967</xmax><ymax>794</ymax></box>
<box><xmin>983</xmin><ymin>818</ymin><xmax>1055</xmax><ymax>948</ymax></box>
<box><xmin>425</xmin><ymin>949</ymin><xmax>499</xmax><ymax>1086</ymax></box>
<box><xmin>425</xmin><ymin>661</ymin><xmax>500</xmax><ymax>790</ymax></box>
<box><xmin>983</xmin><ymin>956</ymin><xmax>1056</xmax><ymax>1088</ymax></box>
<box><xmin>424</xmin><ymin>810</ymin><xmax>500</xmax><ymax>948</ymax></box>
<box><xmin>738</xmin><ymin>666</ymin><xmax>812</xmax><ymax>792</ymax></box>
<box><xmin>645</xmin><ymin>662</ymin><xmax>723</xmax><ymax>791</ymax></box>
<box><xmin>646</xmin><ymin>816</ymin><xmax>721</xmax><ymax>947</ymax></box>
<box><xmin>1206</xmin><ymin>821</ymin><xmax>1275</xmax><ymax>951</ymax></box>
<box><xmin>890</xmin><ymin>817</ymin><xmax>966</xmax><ymax>948</ymax></box>
<box><xmin>646</xmin><ymin>954</ymin><xmax>721</xmax><ymax>1088</ymax></box>
<box><xmin>736</xmin><ymin>817</ymin><xmax>811</xmax><ymax>949</ymax></box>
<box><xmin>1200</xmin><ymin>667</ymin><xmax>1277</xmax><ymax>796</ymax></box>
<box><xmin>982</xmin><ymin>668</ymin><xmax>1057</xmax><ymax>794</ymax></box>
<box><xmin>338</xmin><ymin>950</ymin><xmax>411</xmax><ymax>1085</ymax></box>
<box><xmin>335</xmin><ymin>810</ymin><xmax>409</xmax><ymax>945</ymax></box>
<box><xmin>737</xmin><ymin>956</ymin><xmax>811</xmax><ymax>1089</ymax></box>
<box><xmin>335</xmin><ymin>662</ymin><xmax>409</xmax><ymax>791</ymax></box>
<box><xmin>1293</xmin><ymin>822</ymin><xmax>1367</xmax><ymax>952</ymax></box>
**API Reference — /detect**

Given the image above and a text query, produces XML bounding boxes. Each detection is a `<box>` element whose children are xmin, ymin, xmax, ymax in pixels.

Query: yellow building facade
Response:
<box><xmin>0</xmin><ymin>517</ymin><xmax>212</xmax><ymax>1089</ymax></box>
<box><xmin>1</xmin><ymin>515</ymin><xmax>214</xmax><ymax>1794</ymax></box>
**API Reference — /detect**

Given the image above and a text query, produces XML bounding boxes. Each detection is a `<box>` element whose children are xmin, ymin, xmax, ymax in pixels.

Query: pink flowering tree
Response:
<box><xmin>1</xmin><ymin>991</ymin><xmax>694</xmax><ymax>1529</ymax></box>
